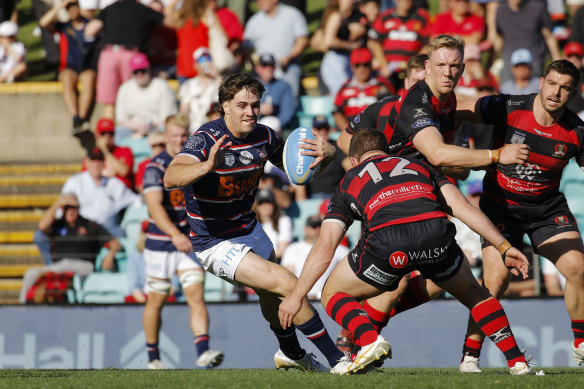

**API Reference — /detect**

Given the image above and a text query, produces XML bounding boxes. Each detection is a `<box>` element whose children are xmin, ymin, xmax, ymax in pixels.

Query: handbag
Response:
<box><xmin>206</xmin><ymin>10</ymin><xmax>236</xmax><ymax>72</ymax></box>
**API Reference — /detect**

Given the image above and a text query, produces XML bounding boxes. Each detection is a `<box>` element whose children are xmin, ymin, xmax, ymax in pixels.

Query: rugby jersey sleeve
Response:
<box><xmin>267</xmin><ymin>127</ymin><xmax>285</xmax><ymax>168</ymax></box>
<box><xmin>323</xmin><ymin>188</ymin><xmax>355</xmax><ymax>231</ymax></box>
<box><xmin>395</xmin><ymin>92</ymin><xmax>437</xmax><ymax>142</ymax></box>
<box><xmin>142</xmin><ymin>159</ymin><xmax>164</xmax><ymax>194</ymax></box>
<box><xmin>178</xmin><ymin>130</ymin><xmax>216</xmax><ymax>162</ymax></box>
<box><xmin>348</xmin><ymin>100</ymin><xmax>382</xmax><ymax>135</ymax></box>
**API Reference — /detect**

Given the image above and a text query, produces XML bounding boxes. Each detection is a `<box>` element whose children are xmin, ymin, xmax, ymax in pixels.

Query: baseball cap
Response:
<box><xmin>259</xmin><ymin>53</ymin><xmax>276</xmax><ymax>66</ymax></box>
<box><xmin>312</xmin><ymin>115</ymin><xmax>330</xmax><ymax>129</ymax></box>
<box><xmin>510</xmin><ymin>49</ymin><xmax>533</xmax><ymax>66</ymax></box>
<box><xmin>256</xmin><ymin>189</ymin><xmax>275</xmax><ymax>204</ymax></box>
<box><xmin>96</xmin><ymin>118</ymin><xmax>115</xmax><ymax>134</ymax></box>
<box><xmin>0</xmin><ymin>21</ymin><xmax>18</xmax><ymax>37</ymax></box>
<box><xmin>350</xmin><ymin>47</ymin><xmax>373</xmax><ymax>65</ymax></box>
<box><xmin>467</xmin><ymin>180</ymin><xmax>483</xmax><ymax>196</ymax></box>
<box><xmin>565</xmin><ymin>42</ymin><xmax>584</xmax><ymax>57</ymax></box>
<box><xmin>129</xmin><ymin>53</ymin><xmax>150</xmax><ymax>72</ymax></box>
<box><xmin>193</xmin><ymin>47</ymin><xmax>212</xmax><ymax>62</ymax></box>
<box><xmin>88</xmin><ymin>147</ymin><xmax>105</xmax><ymax>160</ymax></box>
<box><xmin>306</xmin><ymin>214</ymin><xmax>323</xmax><ymax>229</ymax></box>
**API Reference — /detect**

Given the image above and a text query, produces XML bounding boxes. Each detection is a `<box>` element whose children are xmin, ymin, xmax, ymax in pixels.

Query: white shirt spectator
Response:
<box><xmin>178</xmin><ymin>76</ymin><xmax>221</xmax><ymax>133</ymax></box>
<box><xmin>0</xmin><ymin>41</ymin><xmax>25</xmax><ymax>80</ymax></box>
<box><xmin>260</xmin><ymin>214</ymin><xmax>293</xmax><ymax>257</ymax></box>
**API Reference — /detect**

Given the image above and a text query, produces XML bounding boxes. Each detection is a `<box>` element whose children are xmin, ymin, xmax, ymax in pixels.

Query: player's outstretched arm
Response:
<box><xmin>278</xmin><ymin>221</ymin><xmax>345</xmax><ymax>329</ymax></box>
<box><xmin>164</xmin><ymin>134</ymin><xmax>232</xmax><ymax>188</ymax></box>
<box><xmin>438</xmin><ymin>183</ymin><xmax>529</xmax><ymax>279</ymax></box>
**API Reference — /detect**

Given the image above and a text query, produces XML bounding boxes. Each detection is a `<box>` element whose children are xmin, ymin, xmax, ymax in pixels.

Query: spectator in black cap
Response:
<box><xmin>253</xmin><ymin>52</ymin><xmax>296</xmax><ymax>130</ymax></box>
<box><xmin>253</xmin><ymin>188</ymin><xmax>292</xmax><ymax>261</ymax></box>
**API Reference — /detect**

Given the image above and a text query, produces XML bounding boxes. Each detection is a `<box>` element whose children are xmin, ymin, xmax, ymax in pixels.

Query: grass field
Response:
<box><xmin>0</xmin><ymin>368</ymin><xmax>581</xmax><ymax>389</ymax></box>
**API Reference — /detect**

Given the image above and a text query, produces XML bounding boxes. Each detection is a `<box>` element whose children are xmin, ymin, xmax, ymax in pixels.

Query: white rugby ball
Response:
<box><xmin>283</xmin><ymin>127</ymin><xmax>322</xmax><ymax>185</ymax></box>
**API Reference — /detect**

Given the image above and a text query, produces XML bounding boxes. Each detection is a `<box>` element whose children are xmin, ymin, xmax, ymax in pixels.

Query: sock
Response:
<box><xmin>194</xmin><ymin>334</ymin><xmax>210</xmax><ymax>357</ymax></box>
<box><xmin>390</xmin><ymin>274</ymin><xmax>431</xmax><ymax>318</ymax></box>
<box><xmin>270</xmin><ymin>325</ymin><xmax>305</xmax><ymax>360</ymax></box>
<box><xmin>326</xmin><ymin>293</ymin><xmax>378</xmax><ymax>348</ymax></box>
<box><xmin>73</xmin><ymin>115</ymin><xmax>83</xmax><ymax>128</ymax></box>
<box><xmin>146</xmin><ymin>342</ymin><xmax>160</xmax><ymax>362</ymax></box>
<box><xmin>462</xmin><ymin>336</ymin><xmax>484</xmax><ymax>359</ymax></box>
<box><xmin>362</xmin><ymin>300</ymin><xmax>391</xmax><ymax>333</ymax></box>
<box><xmin>572</xmin><ymin>319</ymin><xmax>584</xmax><ymax>348</ymax></box>
<box><xmin>471</xmin><ymin>298</ymin><xmax>526</xmax><ymax>367</ymax></box>
<box><xmin>297</xmin><ymin>313</ymin><xmax>344</xmax><ymax>366</ymax></box>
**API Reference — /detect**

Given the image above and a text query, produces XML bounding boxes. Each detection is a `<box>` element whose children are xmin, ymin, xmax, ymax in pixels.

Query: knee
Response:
<box><xmin>482</xmin><ymin>272</ymin><xmax>510</xmax><ymax>296</ymax></box>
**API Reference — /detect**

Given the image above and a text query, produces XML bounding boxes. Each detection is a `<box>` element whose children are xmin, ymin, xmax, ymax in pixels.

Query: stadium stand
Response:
<box><xmin>296</xmin><ymin>95</ymin><xmax>335</xmax><ymax>129</ymax></box>
<box><xmin>78</xmin><ymin>272</ymin><xmax>129</xmax><ymax>304</ymax></box>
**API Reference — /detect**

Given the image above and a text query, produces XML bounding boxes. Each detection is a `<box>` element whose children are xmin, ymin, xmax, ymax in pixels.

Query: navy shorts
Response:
<box><xmin>347</xmin><ymin>218</ymin><xmax>464</xmax><ymax>291</ymax></box>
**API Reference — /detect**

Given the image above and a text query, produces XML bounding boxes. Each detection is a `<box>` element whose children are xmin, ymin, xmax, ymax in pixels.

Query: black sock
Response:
<box><xmin>270</xmin><ymin>325</ymin><xmax>305</xmax><ymax>360</ymax></box>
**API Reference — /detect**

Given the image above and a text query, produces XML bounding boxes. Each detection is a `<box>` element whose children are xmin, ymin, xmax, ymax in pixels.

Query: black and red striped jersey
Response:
<box><xmin>333</xmin><ymin>76</ymin><xmax>395</xmax><ymax>121</ymax></box>
<box><xmin>325</xmin><ymin>155</ymin><xmax>450</xmax><ymax>234</ymax></box>
<box><xmin>384</xmin><ymin>80</ymin><xmax>457</xmax><ymax>159</ymax></box>
<box><xmin>347</xmin><ymin>94</ymin><xmax>400</xmax><ymax>136</ymax></box>
<box><xmin>479</xmin><ymin>93</ymin><xmax>584</xmax><ymax>205</ymax></box>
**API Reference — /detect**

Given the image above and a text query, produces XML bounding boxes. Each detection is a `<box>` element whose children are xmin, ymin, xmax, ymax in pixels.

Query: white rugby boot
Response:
<box><xmin>573</xmin><ymin>342</ymin><xmax>584</xmax><ymax>366</ymax></box>
<box><xmin>459</xmin><ymin>355</ymin><xmax>482</xmax><ymax>373</ymax></box>
<box><xmin>329</xmin><ymin>353</ymin><xmax>353</xmax><ymax>375</ymax></box>
<box><xmin>196</xmin><ymin>349</ymin><xmax>224</xmax><ymax>368</ymax></box>
<box><xmin>509</xmin><ymin>361</ymin><xmax>532</xmax><ymax>375</ymax></box>
<box><xmin>147</xmin><ymin>359</ymin><xmax>166</xmax><ymax>370</ymax></box>
<box><xmin>348</xmin><ymin>335</ymin><xmax>391</xmax><ymax>374</ymax></box>
<box><xmin>274</xmin><ymin>350</ymin><xmax>328</xmax><ymax>372</ymax></box>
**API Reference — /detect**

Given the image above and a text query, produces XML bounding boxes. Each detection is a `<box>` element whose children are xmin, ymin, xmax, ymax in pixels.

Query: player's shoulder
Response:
<box><xmin>561</xmin><ymin>108</ymin><xmax>584</xmax><ymax>132</ymax></box>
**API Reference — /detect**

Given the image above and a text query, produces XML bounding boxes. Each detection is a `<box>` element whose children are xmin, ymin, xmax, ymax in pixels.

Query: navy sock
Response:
<box><xmin>146</xmin><ymin>342</ymin><xmax>160</xmax><ymax>362</ymax></box>
<box><xmin>297</xmin><ymin>313</ymin><xmax>344</xmax><ymax>366</ymax></box>
<box><xmin>270</xmin><ymin>325</ymin><xmax>305</xmax><ymax>360</ymax></box>
<box><xmin>194</xmin><ymin>335</ymin><xmax>210</xmax><ymax>357</ymax></box>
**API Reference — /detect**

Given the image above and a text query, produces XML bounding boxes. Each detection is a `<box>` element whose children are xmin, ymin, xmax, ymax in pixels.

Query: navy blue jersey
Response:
<box><xmin>143</xmin><ymin>150</ymin><xmax>189</xmax><ymax>252</ymax></box>
<box><xmin>178</xmin><ymin>118</ymin><xmax>284</xmax><ymax>250</ymax></box>
<box><xmin>479</xmin><ymin>93</ymin><xmax>584</xmax><ymax>205</ymax></box>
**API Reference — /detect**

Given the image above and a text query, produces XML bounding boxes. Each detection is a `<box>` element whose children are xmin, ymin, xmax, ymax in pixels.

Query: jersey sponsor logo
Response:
<box><xmin>490</xmin><ymin>327</ymin><xmax>512</xmax><ymax>344</ymax></box>
<box><xmin>408</xmin><ymin>246</ymin><xmax>447</xmax><ymax>261</ymax></box>
<box><xmin>553</xmin><ymin>143</ymin><xmax>567</xmax><ymax>158</ymax></box>
<box><xmin>555</xmin><ymin>215</ymin><xmax>569</xmax><ymax>225</ymax></box>
<box><xmin>363</xmin><ymin>264</ymin><xmax>400</xmax><ymax>285</ymax></box>
<box><xmin>510</xmin><ymin>131</ymin><xmax>526</xmax><ymax>144</ymax></box>
<box><xmin>225</xmin><ymin>154</ymin><xmax>235</xmax><ymax>167</ymax></box>
<box><xmin>515</xmin><ymin>162</ymin><xmax>541</xmax><ymax>181</ymax></box>
<box><xmin>239</xmin><ymin>150</ymin><xmax>254</xmax><ymax>165</ymax></box>
<box><xmin>413</xmin><ymin>108</ymin><xmax>426</xmax><ymax>118</ymax></box>
<box><xmin>389</xmin><ymin>251</ymin><xmax>408</xmax><ymax>268</ymax></box>
<box><xmin>506</xmin><ymin>100</ymin><xmax>523</xmax><ymax>106</ymax></box>
<box><xmin>184</xmin><ymin>135</ymin><xmax>206</xmax><ymax>151</ymax></box>
<box><xmin>347</xmin><ymin>95</ymin><xmax>378</xmax><ymax>108</ymax></box>
<box><xmin>383</xmin><ymin>20</ymin><xmax>397</xmax><ymax>30</ymax></box>
<box><xmin>412</xmin><ymin>118</ymin><xmax>434</xmax><ymax>128</ymax></box>
<box><xmin>217</xmin><ymin>169</ymin><xmax>263</xmax><ymax>197</ymax></box>
<box><xmin>354</xmin><ymin>114</ymin><xmax>361</xmax><ymax>123</ymax></box>
<box><xmin>369</xmin><ymin>183</ymin><xmax>425</xmax><ymax>210</ymax></box>
<box><xmin>388</xmin><ymin>29</ymin><xmax>418</xmax><ymax>42</ymax></box>
<box><xmin>257</xmin><ymin>146</ymin><xmax>267</xmax><ymax>160</ymax></box>
<box><xmin>534</xmin><ymin>128</ymin><xmax>552</xmax><ymax>137</ymax></box>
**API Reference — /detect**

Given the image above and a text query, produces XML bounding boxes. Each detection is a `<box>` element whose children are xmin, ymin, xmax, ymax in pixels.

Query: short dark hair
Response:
<box><xmin>543</xmin><ymin>60</ymin><xmax>581</xmax><ymax>90</ymax></box>
<box><xmin>218</xmin><ymin>73</ymin><xmax>265</xmax><ymax>115</ymax></box>
<box><xmin>348</xmin><ymin>129</ymin><xmax>389</xmax><ymax>160</ymax></box>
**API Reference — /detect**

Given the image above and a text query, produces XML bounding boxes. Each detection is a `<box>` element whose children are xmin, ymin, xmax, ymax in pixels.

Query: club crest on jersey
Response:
<box><xmin>209</xmin><ymin>128</ymin><xmax>220</xmax><ymax>137</ymax></box>
<box><xmin>413</xmin><ymin>108</ymin><xmax>426</xmax><ymax>118</ymax></box>
<box><xmin>185</xmin><ymin>134</ymin><xmax>206</xmax><ymax>151</ymax></box>
<box><xmin>257</xmin><ymin>146</ymin><xmax>267</xmax><ymax>160</ymax></box>
<box><xmin>412</xmin><ymin>118</ymin><xmax>434</xmax><ymax>129</ymax></box>
<box><xmin>239</xmin><ymin>150</ymin><xmax>254</xmax><ymax>165</ymax></box>
<box><xmin>77</xmin><ymin>226</ymin><xmax>88</xmax><ymax>236</ymax></box>
<box><xmin>553</xmin><ymin>143</ymin><xmax>567</xmax><ymax>157</ymax></box>
<box><xmin>224</xmin><ymin>154</ymin><xmax>235</xmax><ymax>167</ymax></box>
<box><xmin>510</xmin><ymin>131</ymin><xmax>526</xmax><ymax>144</ymax></box>
<box><xmin>555</xmin><ymin>215</ymin><xmax>569</xmax><ymax>225</ymax></box>
<box><xmin>389</xmin><ymin>251</ymin><xmax>408</xmax><ymax>268</ymax></box>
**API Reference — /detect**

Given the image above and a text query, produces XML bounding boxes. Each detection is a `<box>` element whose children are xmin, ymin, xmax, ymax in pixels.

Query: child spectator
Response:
<box><xmin>0</xmin><ymin>20</ymin><xmax>26</xmax><ymax>83</ymax></box>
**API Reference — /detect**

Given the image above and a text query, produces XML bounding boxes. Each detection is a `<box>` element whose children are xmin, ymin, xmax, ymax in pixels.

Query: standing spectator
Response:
<box><xmin>564</xmin><ymin>42</ymin><xmax>584</xmax><ymax>118</ymax></box>
<box><xmin>84</xmin><ymin>0</ymin><xmax>165</xmax><ymax>119</ymax></box>
<box><xmin>455</xmin><ymin>44</ymin><xmax>499</xmax><ymax>100</ymax></box>
<box><xmin>493</xmin><ymin>0</ymin><xmax>560</xmax><ymax>83</ymax></box>
<box><xmin>142</xmin><ymin>113</ymin><xmax>223</xmax><ymax>370</ymax></box>
<box><xmin>210</xmin><ymin>0</ymin><xmax>243</xmax><ymax>54</ymax></box>
<box><xmin>178</xmin><ymin>47</ymin><xmax>221</xmax><ymax>133</ymax></box>
<box><xmin>20</xmin><ymin>193</ymin><xmax>122</xmax><ymax>303</ymax></box>
<box><xmin>32</xmin><ymin>0</ymin><xmax>60</xmax><ymax>69</ymax></box>
<box><xmin>499</xmin><ymin>49</ymin><xmax>540</xmax><ymax>95</ymax></box>
<box><xmin>253</xmin><ymin>188</ymin><xmax>292</xmax><ymax>261</ymax></box>
<box><xmin>62</xmin><ymin>147</ymin><xmax>138</xmax><ymax>237</ymax></box>
<box><xmin>145</xmin><ymin>0</ymin><xmax>178</xmax><ymax>79</ymax></box>
<box><xmin>39</xmin><ymin>0</ymin><xmax>97</xmax><ymax>133</ymax></box>
<box><xmin>244</xmin><ymin>0</ymin><xmax>309</xmax><ymax>101</ymax></box>
<box><xmin>569</xmin><ymin>6</ymin><xmax>584</xmax><ymax>48</ymax></box>
<box><xmin>311</xmin><ymin>0</ymin><xmax>367</xmax><ymax>96</ymax></box>
<box><xmin>0</xmin><ymin>0</ymin><xmax>18</xmax><ymax>23</ymax></box>
<box><xmin>253</xmin><ymin>53</ymin><xmax>295</xmax><ymax>130</ymax></box>
<box><xmin>281</xmin><ymin>215</ymin><xmax>350</xmax><ymax>300</ymax></box>
<box><xmin>115</xmin><ymin>53</ymin><xmax>177</xmax><ymax>143</ymax></box>
<box><xmin>431</xmin><ymin>0</ymin><xmax>484</xmax><ymax>45</ymax></box>
<box><xmin>0</xmin><ymin>20</ymin><xmax>26</xmax><ymax>83</ymax></box>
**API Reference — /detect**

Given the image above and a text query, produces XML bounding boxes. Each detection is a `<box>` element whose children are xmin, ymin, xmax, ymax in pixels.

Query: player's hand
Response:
<box><xmin>503</xmin><ymin>247</ymin><xmax>529</xmax><ymax>279</ymax></box>
<box><xmin>499</xmin><ymin>144</ymin><xmax>530</xmax><ymax>165</ymax></box>
<box><xmin>300</xmin><ymin>130</ymin><xmax>336</xmax><ymax>169</ymax></box>
<box><xmin>171</xmin><ymin>233</ymin><xmax>193</xmax><ymax>253</ymax></box>
<box><xmin>206</xmin><ymin>134</ymin><xmax>232</xmax><ymax>171</ymax></box>
<box><xmin>278</xmin><ymin>295</ymin><xmax>302</xmax><ymax>329</ymax></box>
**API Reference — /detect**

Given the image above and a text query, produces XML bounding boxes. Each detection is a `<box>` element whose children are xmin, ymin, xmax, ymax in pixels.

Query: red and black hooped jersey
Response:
<box><xmin>347</xmin><ymin>94</ymin><xmax>400</xmax><ymax>136</ymax></box>
<box><xmin>334</xmin><ymin>76</ymin><xmax>395</xmax><ymax>121</ymax></box>
<box><xmin>479</xmin><ymin>93</ymin><xmax>584</xmax><ymax>205</ymax></box>
<box><xmin>384</xmin><ymin>80</ymin><xmax>457</xmax><ymax>159</ymax></box>
<box><xmin>368</xmin><ymin>8</ymin><xmax>430</xmax><ymax>64</ymax></box>
<box><xmin>325</xmin><ymin>155</ymin><xmax>450</xmax><ymax>234</ymax></box>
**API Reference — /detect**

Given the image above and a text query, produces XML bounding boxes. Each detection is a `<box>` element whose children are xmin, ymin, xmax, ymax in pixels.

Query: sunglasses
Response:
<box><xmin>133</xmin><ymin>68</ymin><xmax>148</xmax><ymax>75</ymax></box>
<box><xmin>151</xmin><ymin>143</ymin><xmax>165</xmax><ymax>148</ymax></box>
<box><xmin>354</xmin><ymin>63</ymin><xmax>371</xmax><ymax>68</ymax></box>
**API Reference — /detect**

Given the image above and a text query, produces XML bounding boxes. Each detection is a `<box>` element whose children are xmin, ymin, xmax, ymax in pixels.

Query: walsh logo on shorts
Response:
<box><xmin>389</xmin><ymin>251</ymin><xmax>408</xmax><ymax>268</ymax></box>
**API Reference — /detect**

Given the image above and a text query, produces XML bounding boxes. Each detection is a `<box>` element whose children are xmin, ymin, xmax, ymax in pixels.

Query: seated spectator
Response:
<box><xmin>178</xmin><ymin>47</ymin><xmax>221</xmax><ymax>133</ymax></box>
<box><xmin>253</xmin><ymin>188</ymin><xmax>292</xmax><ymax>261</ymax></box>
<box><xmin>455</xmin><ymin>44</ymin><xmax>499</xmax><ymax>100</ymax></box>
<box><xmin>280</xmin><ymin>214</ymin><xmax>350</xmax><ymax>300</ymax></box>
<box><xmin>0</xmin><ymin>20</ymin><xmax>26</xmax><ymax>83</ymax></box>
<box><xmin>499</xmin><ymin>49</ymin><xmax>540</xmax><ymax>95</ymax></box>
<box><xmin>62</xmin><ymin>147</ymin><xmax>138</xmax><ymax>237</ymax></box>
<box><xmin>82</xmin><ymin>118</ymin><xmax>135</xmax><ymax>190</ymax></box>
<box><xmin>134</xmin><ymin>129</ymin><xmax>166</xmax><ymax>193</ymax></box>
<box><xmin>431</xmin><ymin>0</ymin><xmax>484</xmax><ymax>45</ymax></box>
<box><xmin>115</xmin><ymin>53</ymin><xmax>177</xmax><ymax>143</ymax></box>
<box><xmin>40</xmin><ymin>0</ymin><xmax>98</xmax><ymax>134</ymax></box>
<box><xmin>253</xmin><ymin>53</ymin><xmax>295</xmax><ymax>130</ymax></box>
<box><xmin>20</xmin><ymin>192</ymin><xmax>122</xmax><ymax>303</ymax></box>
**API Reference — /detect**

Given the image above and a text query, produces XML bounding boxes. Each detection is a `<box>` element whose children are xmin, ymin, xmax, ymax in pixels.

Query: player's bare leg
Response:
<box><xmin>537</xmin><ymin>231</ymin><xmax>584</xmax><ymax>365</ymax></box>
<box><xmin>143</xmin><ymin>282</ymin><xmax>167</xmax><ymax>369</ymax></box>
<box><xmin>437</xmin><ymin>258</ymin><xmax>530</xmax><ymax>375</ymax></box>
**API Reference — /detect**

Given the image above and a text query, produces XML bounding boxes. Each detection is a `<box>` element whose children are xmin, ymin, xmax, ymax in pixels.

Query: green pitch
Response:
<box><xmin>0</xmin><ymin>368</ymin><xmax>581</xmax><ymax>389</ymax></box>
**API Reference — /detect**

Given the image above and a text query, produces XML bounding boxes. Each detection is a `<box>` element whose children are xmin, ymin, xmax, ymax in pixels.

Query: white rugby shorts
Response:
<box><xmin>143</xmin><ymin>249</ymin><xmax>203</xmax><ymax>280</ymax></box>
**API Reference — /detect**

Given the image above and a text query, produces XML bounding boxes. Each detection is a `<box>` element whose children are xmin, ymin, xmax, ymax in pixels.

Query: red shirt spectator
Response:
<box><xmin>431</xmin><ymin>0</ymin><xmax>484</xmax><ymax>45</ymax></box>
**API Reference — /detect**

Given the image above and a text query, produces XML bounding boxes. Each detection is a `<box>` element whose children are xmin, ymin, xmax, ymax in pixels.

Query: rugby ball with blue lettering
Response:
<box><xmin>283</xmin><ymin>127</ymin><xmax>322</xmax><ymax>185</ymax></box>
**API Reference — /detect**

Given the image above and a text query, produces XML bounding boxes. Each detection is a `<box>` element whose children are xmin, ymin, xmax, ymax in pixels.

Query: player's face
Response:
<box><xmin>352</xmin><ymin>62</ymin><xmax>373</xmax><ymax>83</ymax></box>
<box><xmin>425</xmin><ymin>47</ymin><xmax>464</xmax><ymax>101</ymax></box>
<box><xmin>222</xmin><ymin>88</ymin><xmax>260</xmax><ymax>137</ymax></box>
<box><xmin>539</xmin><ymin>70</ymin><xmax>577</xmax><ymax>113</ymax></box>
<box><xmin>405</xmin><ymin>67</ymin><xmax>426</xmax><ymax>90</ymax></box>
<box><xmin>165</xmin><ymin>123</ymin><xmax>188</xmax><ymax>156</ymax></box>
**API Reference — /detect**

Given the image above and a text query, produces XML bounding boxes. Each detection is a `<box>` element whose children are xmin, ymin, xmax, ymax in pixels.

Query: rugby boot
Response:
<box><xmin>274</xmin><ymin>349</ymin><xmax>328</xmax><ymax>372</ymax></box>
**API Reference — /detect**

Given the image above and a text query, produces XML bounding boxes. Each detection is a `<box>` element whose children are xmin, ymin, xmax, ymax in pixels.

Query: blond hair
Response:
<box><xmin>428</xmin><ymin>34</ymin><xmax>465</xmax><ymax>62</ymax></box>
<box><xmin>165</xmin><ymin>113</ymin><xmax>190</xmax><ymax>130</ymax></box>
